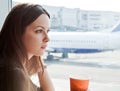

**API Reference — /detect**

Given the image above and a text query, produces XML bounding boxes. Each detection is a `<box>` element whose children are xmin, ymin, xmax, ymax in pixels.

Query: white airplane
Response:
<box><xmin>46</xmin><ymin>23</ymin><xmax>120</xmax><ymax>59</ymax></box>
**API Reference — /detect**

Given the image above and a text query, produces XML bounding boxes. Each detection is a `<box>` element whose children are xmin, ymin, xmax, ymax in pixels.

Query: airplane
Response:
<box><xmin>46</xmin><ymin>23</ymin><xmax>120</xmax><ymax>59</ymax></box>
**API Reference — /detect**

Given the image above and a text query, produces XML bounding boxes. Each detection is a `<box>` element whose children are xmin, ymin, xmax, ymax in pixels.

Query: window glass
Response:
<box><xmin>12</xmin><ymin>0</ymin><xmax>120</xmax><ymax>91</ymax></box>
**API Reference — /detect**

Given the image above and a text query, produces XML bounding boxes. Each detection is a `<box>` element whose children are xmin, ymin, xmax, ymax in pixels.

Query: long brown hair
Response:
<box><xmin>0</xmin><ymin>3</ymin><xmax>50</xmax><ymax>75</ymax></box>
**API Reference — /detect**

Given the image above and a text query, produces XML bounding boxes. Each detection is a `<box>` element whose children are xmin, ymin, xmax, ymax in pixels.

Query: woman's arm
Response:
<box><xmin>37</xmin><ymin>64</ymin><xmax>55</xmax><ymax>91</ymax></box>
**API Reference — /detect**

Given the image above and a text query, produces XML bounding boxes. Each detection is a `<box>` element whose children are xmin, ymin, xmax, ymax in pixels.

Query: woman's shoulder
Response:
<box><xmin>0</xmin><ymin>57</ymin><xmax>24</xmax><ymax>80</ymax></box>
<box><xmin>0</xmin><ymin>57</ymin><xmax>40</xmax><ymax>91</ymax></box>
<box><xmin>0</xmin><ymin>58</ymin><xmax>26</xmax><ymax>80</ymax></box>
<box><xmin>0</xmin><ymin>57</ymin><xmax>30</xmax><ymax>91</ymax></box>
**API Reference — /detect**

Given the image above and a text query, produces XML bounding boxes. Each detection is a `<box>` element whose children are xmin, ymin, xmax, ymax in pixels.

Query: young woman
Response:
<box><xmin>0</xmin><ymin>3</ymin><xmax>55</xmax><ymax>91</ymax></box>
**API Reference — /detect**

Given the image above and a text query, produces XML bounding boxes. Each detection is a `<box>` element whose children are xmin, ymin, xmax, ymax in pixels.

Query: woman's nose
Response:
<box><xmin>43</xmin><ymin>34</ymin><xmax>50</xmax><ymax>42</ymax></box>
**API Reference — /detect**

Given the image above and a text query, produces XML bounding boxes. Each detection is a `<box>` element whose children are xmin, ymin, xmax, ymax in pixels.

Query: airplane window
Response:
<box><xmin>12</xmin><ymin>0</ymin><xmax>120</xmax><ymax>91</ymax></box>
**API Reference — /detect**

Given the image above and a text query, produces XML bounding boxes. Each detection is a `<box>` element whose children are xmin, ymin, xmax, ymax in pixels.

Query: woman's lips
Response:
<box><xmin>41</xmin><ymin>45</ymin><xmax>47</xmax><ymax>49</ymax></box>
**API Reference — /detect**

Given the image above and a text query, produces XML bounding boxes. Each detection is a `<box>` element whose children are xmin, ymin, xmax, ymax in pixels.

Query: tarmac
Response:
<box><xmin>32</xmin><ymin>50</ymin><xmax>120</xmax><ymax>91</ymax></box>
<box><xmin>52</xmin><ymin>78</ymin><xmax>120</xmax><ymax>91</ymax></box>
<box><xmin>46</xmin><ymin>60</ymin><xmax>120</xmax><ymax>91</ymax></box>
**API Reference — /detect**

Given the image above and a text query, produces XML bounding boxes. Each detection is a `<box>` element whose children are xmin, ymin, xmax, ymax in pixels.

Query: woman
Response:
<box><xmin>0</xmin><ymin>3</ymin><xmax>55</xmax><ymax>91</ymax></box>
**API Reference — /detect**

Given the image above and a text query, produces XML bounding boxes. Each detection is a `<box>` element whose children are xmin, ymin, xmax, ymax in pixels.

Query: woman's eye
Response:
<box><xmin>47</xmin><ymin>29</ymin><xmax>50</xmax><ymax>33</ymax></box>
<box><xmin>35</xmin><ymin>29</ymin><xmax>42</xmax><ymax>33</ymax></box>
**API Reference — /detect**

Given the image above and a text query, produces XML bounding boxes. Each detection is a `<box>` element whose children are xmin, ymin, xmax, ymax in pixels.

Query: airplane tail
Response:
<box><xmin>112</xmin><ymin>23</ymin><xmax>120</xmax><ymax>32</ymax></box>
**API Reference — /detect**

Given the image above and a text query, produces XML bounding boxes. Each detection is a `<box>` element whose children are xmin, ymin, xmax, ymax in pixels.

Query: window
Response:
<box><xmin>11</xmin><ymin>0</ymin><xmax>120</xmax><ymax>91</ymax></box>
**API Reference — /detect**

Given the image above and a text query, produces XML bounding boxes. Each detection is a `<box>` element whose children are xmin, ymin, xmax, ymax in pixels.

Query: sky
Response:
<box><xmin>13</xmin><ymin>0</ymin><xmax>120</xmax><ymax>12</ymax></box>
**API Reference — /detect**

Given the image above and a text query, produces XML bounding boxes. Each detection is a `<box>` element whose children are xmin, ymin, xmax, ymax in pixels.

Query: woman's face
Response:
<box><xmin>22</xmin><ymin>14</ymin><xmax>50</xmax><ymax>59</ymax></box>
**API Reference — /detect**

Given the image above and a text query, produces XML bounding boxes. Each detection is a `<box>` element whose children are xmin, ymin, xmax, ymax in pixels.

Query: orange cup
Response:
<box><xmin>70</xmin><ymin>76</ymin><xmax>89</xmax><ymax>91</ymax></box>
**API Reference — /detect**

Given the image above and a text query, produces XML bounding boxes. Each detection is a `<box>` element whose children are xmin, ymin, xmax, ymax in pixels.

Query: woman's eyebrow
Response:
<box><xmin>35</xmin><ymin>25</ymin><xmax>50</xmax><ymax>33</ymax></box>
<box><xmin>36</xmin><ymin>25</ymin><xmax>49</xmax><ymax>30</ymax></box>
<box><xmin>35</xmin><ymin>25</ymin><xmax>44</xmax><ymax>29</ymax></box>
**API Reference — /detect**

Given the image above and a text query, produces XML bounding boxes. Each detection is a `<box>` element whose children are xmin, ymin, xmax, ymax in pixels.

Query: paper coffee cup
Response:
<box><xmin>70</xmin><ymin>75</ymin><xmax>90</xmax><ymax>91</ymax></box>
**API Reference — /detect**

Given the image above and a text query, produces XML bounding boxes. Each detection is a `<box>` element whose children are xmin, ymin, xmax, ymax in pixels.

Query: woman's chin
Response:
<box><xmin>36</xmin><ymin>51</ymin><xmax>45</xmax><ymax>56</ymax></box>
